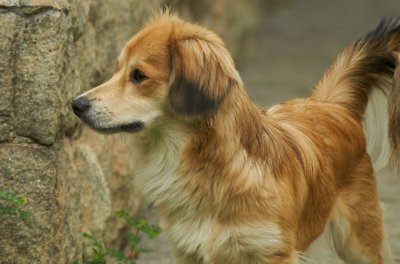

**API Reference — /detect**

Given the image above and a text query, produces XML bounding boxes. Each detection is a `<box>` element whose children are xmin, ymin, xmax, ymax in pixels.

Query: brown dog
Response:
<box><xmin>72</xmin><ymin>12</ymin><xmax>400</xmax><ymax>264</ymax></box>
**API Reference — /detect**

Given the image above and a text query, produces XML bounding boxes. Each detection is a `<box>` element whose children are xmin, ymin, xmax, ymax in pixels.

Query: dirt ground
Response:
<box><xmin>137</xmin><ymin>1</ymin><xmax>400</xmax><ymax>263</ymax></box>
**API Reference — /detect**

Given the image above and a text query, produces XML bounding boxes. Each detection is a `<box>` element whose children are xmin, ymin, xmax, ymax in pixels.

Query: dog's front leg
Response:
<box><xmin>208</xmin><ymin>251</ymin><xmax>296</xmax><ymax>264</ymax></box>
<box><xmin>174</xmin><ymin>249</ymin><xmax>204</xmax><ymax>264</ymax></box>
<box><xmin>203</xmin><ymin>226</ymin><xmax>295</xmax><ymax>264</ymax></box>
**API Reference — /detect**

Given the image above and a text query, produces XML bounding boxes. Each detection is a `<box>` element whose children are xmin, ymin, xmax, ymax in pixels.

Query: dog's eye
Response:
<box><xmin>130</xmin><ymin>69</ymin><xmax>147</xmax><ymax>83</ymax></box>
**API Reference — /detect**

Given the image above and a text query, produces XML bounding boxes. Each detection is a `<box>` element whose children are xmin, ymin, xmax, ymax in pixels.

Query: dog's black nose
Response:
<box><xmin>71</xmin><ymin>97</ymin><xmax>90</xmax><ymax>117</ymax></box>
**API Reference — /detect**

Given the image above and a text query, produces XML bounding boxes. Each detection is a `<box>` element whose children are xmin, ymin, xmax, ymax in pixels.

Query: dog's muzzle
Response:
<box><xmin>70</xmin><ymin>96</ymin><xmax>145</xmax><ymax>133</ymax></box>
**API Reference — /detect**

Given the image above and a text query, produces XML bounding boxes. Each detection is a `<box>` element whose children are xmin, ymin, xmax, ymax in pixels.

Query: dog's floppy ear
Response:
<box><xmin>168</xmin><ymin>26</ymin><xmax>240</xmax><ymax>119</ymax></box>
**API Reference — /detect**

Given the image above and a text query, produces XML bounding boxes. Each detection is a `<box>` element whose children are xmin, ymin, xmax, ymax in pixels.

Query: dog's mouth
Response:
<box><xmin>83</xmin><ymin>119</ymin><xmax>145</xmax><ymax>134</ymax></box>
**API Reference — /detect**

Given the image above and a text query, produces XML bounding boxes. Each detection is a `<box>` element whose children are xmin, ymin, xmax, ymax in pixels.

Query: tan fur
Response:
<box><xmin>72</xmin><ymin>12</ymin><xmax>400</xmax><ymax>263</ymax></box>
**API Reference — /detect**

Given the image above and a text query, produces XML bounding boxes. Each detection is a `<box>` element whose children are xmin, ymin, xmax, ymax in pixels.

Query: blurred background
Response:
<box><xmin>0</xmin><ymin>0</ymin><xmax>399</xmax><ymax>263</ymax></box>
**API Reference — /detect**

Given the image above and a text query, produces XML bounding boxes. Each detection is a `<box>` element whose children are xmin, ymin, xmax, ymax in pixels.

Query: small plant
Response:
<box><xmin>78</xmin><ymin>232</ymin><xmax>135</xmax><ymax>264</ymax></box>
<box><xmin>77</xmin><ymin>210</ymin><xmax>161</xmax><ymax>264</ymax></box>
<box><xmin>0</xmin><ymin>191</ymin><xmax>31</xmax><ymax>219</ymax></box>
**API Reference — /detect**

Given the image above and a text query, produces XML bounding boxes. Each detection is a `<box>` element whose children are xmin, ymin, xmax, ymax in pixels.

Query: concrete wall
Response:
<box><xmin>0</xmin><ymin>0</ymin><xmax>261</xmax><ymax>262</ymax></box>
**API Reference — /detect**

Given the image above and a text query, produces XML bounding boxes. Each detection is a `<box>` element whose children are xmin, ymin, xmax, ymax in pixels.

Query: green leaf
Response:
<box><xmin>0</xmin><ymin>204</ymin><xmax>18</xmax><ymax>216</ymax></box>
<box><xmin>147</xmin><ymin>225</ymin><xmax>162</xmax><ymax>238</ymax></box>
<box><xmin>114</xmin><ymin>210</ymin><xmax>161</xmax><ymax>239</ymax></box>
<box><xmin>82</xmin><ymin>233</ymin><xmax>100</xmax><ymax>246</ymax></box>
<box><xmin>13</xmin><ymin>196</ymin><xmax>25</xmax><ymax>206</ymax></box>
<box><xmin>0</xmin><ymin>191</ymin><xmax>17</xmax><ymax>202</ymax></box>
<box><xmin>0</xmin><ymin>192</ymin><xmax>30</xmax><ymax>220</ymax></box>
<box><xmin>91</xmin><ymin>251</ymin><xmax>106</xmax><ymax>264</ymax></box>
<box><xmin>137</xmin><ymin>223</ymin><xmax>161</xmax><ymax>239</ymax></box>
<box><xmin>80</xmin><ymin>210</ymin><xmax>162</xmax><ymax>263</ymax></box>
<box><xmin>125</xmin><ymin>232</ymin><xmax>141</xmax><ymax>246</ymax></box>
<box><xmin>106</xmin><ymin>248</ymin><xmax>125</xmax><ymax>260</ymax></box>
<box><xmin>18</xmin><ymin>210</ymin><xmax>31</xmax><ymax>219</ymax></box>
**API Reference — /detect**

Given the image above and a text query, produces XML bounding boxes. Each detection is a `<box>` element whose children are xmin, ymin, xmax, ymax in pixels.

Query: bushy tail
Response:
<box><xmin>312</xmin><ymin>18</ymin><xmax>400</xmax><ymax>169</ymax></box>
<box><xmin>389</xmin><ymin>62</ymin><xmax>400</xmax><ymax>164</ymax></box>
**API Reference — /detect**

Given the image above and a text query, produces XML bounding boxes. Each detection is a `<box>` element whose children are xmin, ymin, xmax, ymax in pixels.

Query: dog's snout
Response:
<box><xmin>71</xmin><ymin>96</ymin><xmax>91</xmax><ymax>117</ymax></box>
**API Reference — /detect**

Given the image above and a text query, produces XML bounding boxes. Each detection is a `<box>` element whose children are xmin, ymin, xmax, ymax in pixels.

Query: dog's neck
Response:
<box><xmin>176</xmin><ymin>85</ymin><xmax>271</xmax><ymax>210</ymax></box>
<box><xmin>207</xmin><ymin>84</ymin><xmax>268</xmax><ymax>158</ymax></box>
<box><xmin>135</xmin><ymin>85</ymin><xmax>271</xmax><ymax>216</ymax></box>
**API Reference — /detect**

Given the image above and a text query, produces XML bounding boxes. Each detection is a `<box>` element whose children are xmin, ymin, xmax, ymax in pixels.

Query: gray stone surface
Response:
<box><xmin>74</xmin><ymin>144</ymin><xmax>112</xmax><ymax>238</ymax></box>
<box><xmin>0</xmin><ymin>144</ymin><xmax>57</xmax><ymax>264</ymax></box>
<box><xmin>54</xmin><ymin>139</ymin><xmax>82</xmax><ymax>263</ymax></box>
<box><xmin>12</xmin><ymin>8</ymin><xmax>69</xmax><ymax>145</ymax></box>
<box><xmin>0</xmin><ymin>13</ymin><xmax>17</xmax><ymax>116</ymax></box>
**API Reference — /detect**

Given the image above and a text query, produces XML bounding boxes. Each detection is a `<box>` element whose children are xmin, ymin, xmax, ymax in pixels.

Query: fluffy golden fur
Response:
<box><xmin>72</xmin><ymin>13</ymin><xmax>400</xmax><ymax>264</ymax></box>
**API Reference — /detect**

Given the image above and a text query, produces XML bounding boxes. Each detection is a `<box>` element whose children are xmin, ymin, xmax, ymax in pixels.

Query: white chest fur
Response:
<box><xmin>133</xmin><ymin>124</ymin><xmax>190</xmax><ymax>208</ymax></box>
<box><xmin>132</xmin><ymin>123</ymin><xmax>217</xmax><ymax>259</ymax></box>
<box><xmin>131</xmin><ymin>122</ymin><xmax>284</xmax><ymax>262</ymax></box>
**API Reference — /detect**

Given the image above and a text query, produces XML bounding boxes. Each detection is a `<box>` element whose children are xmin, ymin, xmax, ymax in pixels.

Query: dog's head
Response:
<box><xmin>71</xmin><ymin>12</ymin><xmax>241</xmax><ymax>133</ymax></box>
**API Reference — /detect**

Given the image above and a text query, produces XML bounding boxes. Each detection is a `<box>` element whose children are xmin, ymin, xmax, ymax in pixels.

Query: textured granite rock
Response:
<box><xmin>0</xmin><ymin>144</ymin><xmax>57</xmax><ymax>264</ymax></box>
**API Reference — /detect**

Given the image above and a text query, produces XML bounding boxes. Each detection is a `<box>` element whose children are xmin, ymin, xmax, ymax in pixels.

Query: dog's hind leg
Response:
<box><xmin>329</xmin><ymin>155</ymin><xmax>389</xmax><ymax>264</ymax></box>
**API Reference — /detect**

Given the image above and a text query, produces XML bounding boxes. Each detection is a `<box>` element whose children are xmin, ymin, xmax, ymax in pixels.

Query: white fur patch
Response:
<box><xmin>166</xmin><ymin>216</ymin><xmax>214</xmax><ymax>259</ymax></box>
<box><xmin>328</xmin><ymin>207</ymin><xmax>350</xmax><ymax>260</ymax></box>
<box><xmin>294</xmin><ymin>251</ymin><xmax>315</xmax><ymax>264</ymax></box>
<box><xmin>209</xmin><ymin>223</ymin><xmax>284</xmax><ymax>263</ymax></box>
<box><xmin>363</xmin><ymin>87</ymin><xmax>391</xmax><ymax>172</ymax></box>
<box><xmin>132</xmin><ymin>120</ymin><xmax>193</xmax><ymax>208</ymax></box>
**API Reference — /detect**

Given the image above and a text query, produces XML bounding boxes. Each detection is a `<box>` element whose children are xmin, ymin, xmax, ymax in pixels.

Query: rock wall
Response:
<box><xmin>0</xmin><ymin>0</ymin><xmax>261</xmax><ymax>262</ymax></box>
